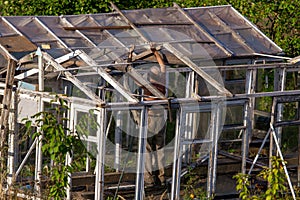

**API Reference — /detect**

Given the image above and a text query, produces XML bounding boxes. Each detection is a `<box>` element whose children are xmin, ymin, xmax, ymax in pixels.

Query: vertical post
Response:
<box><xmin>207</xmin><ymin>102</ymin><xmax>221</xmax><ymax>197</ymax></box>
<box><xmin>274</xmin><ymin>68</ymin><xmax>286</xmax><ymax>147</ymax></box>
<box><xmin>85</xmin><ymin>143</ymin><xmax>91</xmax><ymax>172</ymax></box>
<box><xmin>37</xmin><ymin>47</ymin><xmax>44</xmax><ymax>92</ymax></box>
<box><xmin>298</xmin><ymin>101</ymin><xmax>300</xmax><ymax>186</ymax></box>
<box><xmin>115</xmin><ymin>111</ymin><xmax>122</xmax><ymax>171</ymax></box>
<box><xmin>0</xmin><ymin>59</ymin><xmax>17</xmax><ymax>187</ymax></box>
<box><xmin>35</xmin><ymin>47</ymin><xmax>44</xmax><ymax>196</ymax></box>
<box><xmin>66</xmin><ymin>101</ymin><xmax>74</xmax><ymax>200</ymax></box>
<box><xmin>7</xmin><ymin>91</ymin><xmax>16</xmax><ymax>186</ymax></box>
<box><xmin>171</xmin><ymin>107</ymin><xmax>185</xmax><ymax>200</ymax></box>
<box><xmin>135</xmin><ymin>107</ymin><xmax>147</xmax><ymax>200</ymax></box>
<box><xmin>269</xmin><ymin>98</ymin><xmax>277</xmax><ymax>168</ymax></box>
<box><xmin>95</xmin><ymin>108</ymin><xmax>106</xmax><ymax>200</ymax></box>
<box><xmin>13</xmin><ymin>92</ymin><xmax>19</xmax><ymax>174</ymax></box>
<box><xmin>242</xmin><ymin>100</ymin><xmax>250</xmax><ymax>174</ymax></box>
<box><xmin>241</xmin><ymin>69</ymin><xmax>255</xmax><ymax>173</ymax></box>
<box><xmin>183</xmin><ymin>71</ymin><xmax>194</xmax><ymax>163</ymax></box>
<box><xmin>114</xmin><ymin>94</ymin><xmax>122</xmax><ymax>171</ymax></box>
<box><xmin>207</xmin><ymin>105</ymin><xmax>215</xmax><ymax>197</ymax></box>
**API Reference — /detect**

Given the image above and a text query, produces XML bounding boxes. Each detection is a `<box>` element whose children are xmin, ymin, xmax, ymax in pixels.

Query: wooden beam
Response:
<box><xmin>131</xmin><ymin>49</ymin><xmax>155</xmax><ymax>62</ymax></box>
<box><xmin>15</xmin><ymin>50</ymin><xmax>83</xmax><ymax>80</ymax></box>
<box><xmin>0</xmin><ymin>59</ymin><xmax>17</xmax><ymax>184</ymax></box>
<box><xmin>127</xmin><ymin>66</ymin><xmax>165</xmax><ymax>99</ymax></box>
<box><xmin>110</xmin><ymin>2</ymin><xmax>150</xmax><ymax>43</ymax></box>
<box><xmin>14</xmin><ymin>68</ymin><xmax>39</xmax><ymax>80</ymax></box>
<box><xmin>0</xmin><ymin>44</ymin><xmax>18</xmax><ymax>62</ymax></box>
<box><xmin>63</xmin><ymin>25</ymin><xmax>132</xmax><ymax>30</ymax></box>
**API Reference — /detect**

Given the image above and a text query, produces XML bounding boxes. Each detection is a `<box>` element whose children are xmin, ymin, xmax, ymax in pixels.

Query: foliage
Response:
<box><xmin>233</xmin><ymin>173</ymin><xmax>253</xmax><ymax>200</ymax></box>
<box><xmin>24</xmin><ymin>96</ymin><xmax>87</xmax><ymax>199</ymax></box>
<box><xmin>0</xmin><ymin>0</ymin><xmax>119</xmax><ymax>15</ymax></box>
<box><xmin>258</xmin><ymin>156</ymin><xmax>287</xmax><ymax>199</ymax></box>
<box><xmin>183</xmin><ymin>167</ymin><xmax>212</xmax><ymax>200</ymax></box>
<box><xmin>233</xmin><ymin>156</ymin><xmax>294</xmax><ymax>200</ymax></box>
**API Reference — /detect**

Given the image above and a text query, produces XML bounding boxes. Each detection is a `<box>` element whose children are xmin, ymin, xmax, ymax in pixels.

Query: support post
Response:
<box><xmin>34</xmin><ymin>47</ymin><xmax>44</xmax><ymax>196</ymax></box>
<box><xmin>207</xmin><ymin>102</ymin><xmax>221</xmax><ymax>197</ymax></box>
<box><xmin>298</xmin><ymin>102</ymin><xmax>300</xmax><ymax>186</ymax></box>
<box><xmin>0</xmin><ymin>59</ymin><xmax>17</xmax><ymax>187</ymax></box>
<box><xmin>171</xmin><ymin>107</ymin><xmax>185</xmax><ymax>200</ymax></box>
<box><xmin>7</xmin><ymin>90</ymin><xmax>17</xmax><ymax>186</ymax></box>
<box><xmin>241</xmin><ymin>69</ymin><xmax>256</xmax><ymax>173</ymax></box>
<box><xmin>114</xmin><ymin>109</ymin><xmax>122</xmax><ymax>172</ymax></box>
<box><xmin>183</xmin><ymin>71</ymin><xmax>195</xmax><ymax>164</ymax></box>
<box><xmin>274</xmin><ymin>68</ymin><xmax>286</xmax><ymax>147</ymax></box>
<box><xmin>66</xmin><ymin>101</ymin><xmax>74</xmax><ymax>200</ymax></box>
<box><xmin>135</xmin><ymin>107</ymin><xmax>147</xmax><ymax>200</ymax></box>
<box><xmin>95</xmin><ymin>108</ymin><xmax>106</xmax><ymax>200</ymax></box>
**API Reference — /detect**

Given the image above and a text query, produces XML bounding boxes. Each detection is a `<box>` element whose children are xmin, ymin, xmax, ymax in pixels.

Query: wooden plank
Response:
<box><xmin>15</xmin><ymin>50</ymin><xmax>83</xmax><ymax>80</ymax></box>
<box><xmin>0</xmin><ymin>44</ymin><xmax>17</xmax><ymax>61</ymax></box>
<box><xmin>0</xmin><ymin>59</ymin><xmax>17</xmax><ymax>182</ymax></box>
<box><xmin>131</xmin><ymin>49</ymin><xmax>155</xmax><ymax>62</ymax></box>
<box><xmin>14</xmin><ymin>68</ymin><xmax>39</xmax><ymax>80</ymax></box>
<box><xmin>127</xmin><ymin>66</ymin><xmax>165</xmax><ymax>99</ymax></box>
<box><xmin>63</xmin><ymin>25</ymin><xmax>132</xmax><ymax>30</ymax></box>
<box><xmin>254</xmin><ymin>110</ymin><xmax>271</xmax><ymax>118</ymax></box>
<box><xmin>110</xmin><ymin>2</ymin><xmax>150</xmax><ymax>43</ymax></box>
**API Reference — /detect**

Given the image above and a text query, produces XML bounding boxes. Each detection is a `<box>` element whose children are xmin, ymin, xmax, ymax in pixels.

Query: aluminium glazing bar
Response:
<box><xmin>173</xmin><ymin>3</ymin><xmax>233</xmax><ymax>56</ymax></box>
<box><xmin>171</xmin><ymin>107</ymin><xmax>185</xmax><ymax>200</ymax></box>
<box><xmin>110</xmin><ymin>3</ymin><xmax>150</xmax><ymax>44</ymax></box>
<box><xmin>207</xmin><ymin>10</ymin><xmax>255</xmax><ymax>54</ymax></box>
<box><xmin>135</xmin><ymin>107</ymin><xmax>147</xmax><ymax>200</ymax></box>
<box><xmin>231</xmin><ymin>7</ymin><xmax>282</xmax><ymax>52</ymax></box>
<box><xmin>77</xmin><ymin>50</ymin><xmax>139</xmax><ymax>103</ymax></box>
<box><xmin>42</xmin><ymin>52</ymin><xmax>105</xmax><ymax>105</ymax></box>
<box><xmin>34</xmin><ymin>17</ymin><xmax>71</xmax><ymax>50</ymax></box>
<box><xmin>163</xmin><ymin>43</ymin><xmax>232</xmax><ymax>97</ymax></box>
<box><xmin>1</xmin><ymin>17</ymin><xmax>24</xmax><ymax>36</ymax></box>
<box><xmin>95</xmin><ymin>108</ymin><xmax>106</xmax><ymax>200</ymax></box>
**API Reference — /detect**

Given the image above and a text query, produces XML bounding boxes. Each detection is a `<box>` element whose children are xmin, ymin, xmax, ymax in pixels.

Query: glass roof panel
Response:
<box><xmin>5</xmin><ymin>16</ymin><xmax>63</xmax><ymax>49</ymax></box>
<box><xmin>0</xmin><ymin>18</ymin><xmax>18</xmax><ymax>37</ymax></box>
<box><xmin>38</xmin><ymin>16</ymin><xmax>93</xmax><ymax>49</ymax></box>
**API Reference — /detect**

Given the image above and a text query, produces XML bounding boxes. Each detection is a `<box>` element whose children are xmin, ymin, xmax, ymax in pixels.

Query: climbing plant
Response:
<box><xmin>233</xmin><ymin>156</ymin><xmax>297</xmax><ymax>200</ymax></box>
<box><xmin>24</xmin><ymin>96</ymin><xmax>87</xmax><ymax>199</ymax></box>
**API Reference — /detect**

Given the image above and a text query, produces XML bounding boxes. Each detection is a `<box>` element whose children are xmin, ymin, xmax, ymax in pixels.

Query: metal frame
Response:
<box><xmin>0</xmin><ymin>3</ymin><xmax>299</xmax><ymax>200</ymax></box>
<box><xmin>3</xmin><ymin>59</ymin><xmax>300</xmax><ymax>199</ymax></box>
